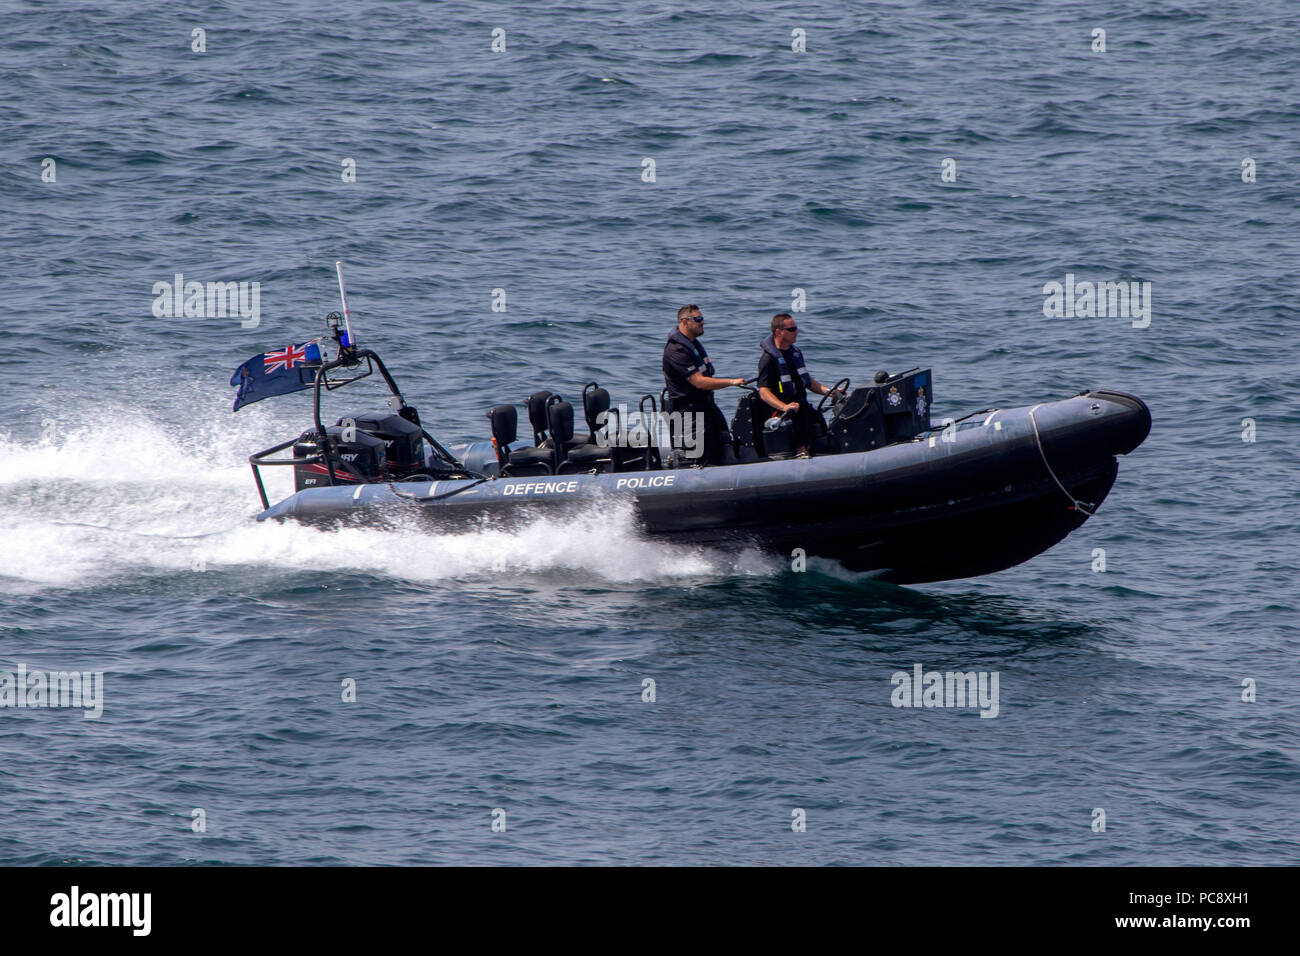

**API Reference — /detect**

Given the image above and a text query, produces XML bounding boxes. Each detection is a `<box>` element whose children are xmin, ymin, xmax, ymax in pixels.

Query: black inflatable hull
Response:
<box><xmin>258</xmin><ymin>390</ymin><xmax>1151</xmax><ymax>584</ymax></box>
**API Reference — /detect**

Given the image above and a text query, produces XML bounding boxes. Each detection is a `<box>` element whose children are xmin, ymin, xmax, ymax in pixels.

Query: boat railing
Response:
<box><xmin>249</xmin><ymin>439</ymin><xmax>314</xmax><ymax>511</ymax></box>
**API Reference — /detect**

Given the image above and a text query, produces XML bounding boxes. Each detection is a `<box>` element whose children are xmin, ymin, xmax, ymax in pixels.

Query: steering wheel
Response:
<box><xmin>818</xmin><ymin>378</ymin><xmax>852</xmax><ymax>414</ymax></box>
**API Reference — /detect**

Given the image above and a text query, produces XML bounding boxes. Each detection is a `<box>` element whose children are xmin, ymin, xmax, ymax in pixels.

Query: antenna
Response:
<box><xmin>335</xmin><ymin>260</ymin><xmax>355</xmax><ymax>347</ymax></box>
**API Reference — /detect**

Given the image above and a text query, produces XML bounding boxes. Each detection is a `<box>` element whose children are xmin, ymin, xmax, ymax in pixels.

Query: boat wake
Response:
<box><xmin>0</xmin><ymin>406</ymin><xmax>781</xmax><ymax>592</ymax></box>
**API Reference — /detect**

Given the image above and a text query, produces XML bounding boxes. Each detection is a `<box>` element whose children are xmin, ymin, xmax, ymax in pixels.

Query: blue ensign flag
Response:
<box><xmin>230</xmin><ymin>341</ymin><xmax>323</xmax><ymax>411</ymax></box>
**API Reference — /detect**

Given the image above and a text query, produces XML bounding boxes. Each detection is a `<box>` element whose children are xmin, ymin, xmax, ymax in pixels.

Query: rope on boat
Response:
<box><xmin>1028</xmin><ymin>404</ymin><xmax>1096</xmax><ymax>516</ymax></box>
<box><xmin>387</xmin><ymin>476</ymin><xmax>490</xmax><ymax>502</ymax></box>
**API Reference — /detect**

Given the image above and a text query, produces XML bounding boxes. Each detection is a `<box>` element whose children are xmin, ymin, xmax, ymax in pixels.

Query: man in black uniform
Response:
<box><xmin>662</xmin><ymin>304</ymin><xmax>747</xmax><ymax>465</ymax></box>
<box><xmin>757</xmin><ymin>313</ymin><xmax>837</xmax><ymax>457</ymax></box>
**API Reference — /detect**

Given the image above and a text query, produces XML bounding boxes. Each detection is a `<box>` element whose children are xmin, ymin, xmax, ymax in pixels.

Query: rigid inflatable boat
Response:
<box><xmin>244</xmin><ymin>320</ymin><xmax>1151</xmax><ymax>584</ymax></box>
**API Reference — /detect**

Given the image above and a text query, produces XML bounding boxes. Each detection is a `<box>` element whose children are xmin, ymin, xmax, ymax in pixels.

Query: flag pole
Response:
<box><xmin>335</xmin><ymin>260</ymin><xmax>355</xmax><ymax>347</ymax></box>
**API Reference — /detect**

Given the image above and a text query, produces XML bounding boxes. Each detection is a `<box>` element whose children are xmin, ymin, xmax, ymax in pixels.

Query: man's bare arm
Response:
<box><xmin>687</xmin><ymin>371</ymin><xmax>745</xmax><ymax>391</ymax></box>
<box><xmin>759</xmin><ymin>386</ymin><xmax>798</xmax><ymax>412</ymax></box>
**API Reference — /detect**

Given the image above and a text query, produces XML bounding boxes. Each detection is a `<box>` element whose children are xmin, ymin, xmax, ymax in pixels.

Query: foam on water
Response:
<box><xmin>199</xmin><ymin>505</ymin><xmax>747</xmax><ymax>585</ymax></box>
<box><xmin>0</xmin><ymin>403</ymin><xmax>775</xmax><ymax>591</ymax></box>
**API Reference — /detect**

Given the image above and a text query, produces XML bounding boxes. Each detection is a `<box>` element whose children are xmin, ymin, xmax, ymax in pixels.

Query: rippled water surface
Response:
<box><xmin>1</xmin><ymin>0</ymin><xmax>1297</xmax><ymax>865</ymax></box>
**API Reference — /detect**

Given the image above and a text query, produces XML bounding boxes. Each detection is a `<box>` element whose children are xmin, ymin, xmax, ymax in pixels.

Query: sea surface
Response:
<box><xmin>1</xmin><ymin>0</ymin><xmax>1297</xmax><ymax>865</ymax></box>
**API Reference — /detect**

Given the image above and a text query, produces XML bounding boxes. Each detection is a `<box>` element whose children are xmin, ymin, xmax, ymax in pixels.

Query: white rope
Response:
<box><xmin>1028</xmin><ymin>405</ymin><xmax>1095</xmax><ymax>516</ymax></box>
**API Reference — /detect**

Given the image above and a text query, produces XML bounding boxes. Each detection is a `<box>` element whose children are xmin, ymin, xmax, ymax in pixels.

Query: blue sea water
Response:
<box><xmin>0</xmin><ymin>0</ymin><xmax>1297</xmax><ymax>865</ymax></box>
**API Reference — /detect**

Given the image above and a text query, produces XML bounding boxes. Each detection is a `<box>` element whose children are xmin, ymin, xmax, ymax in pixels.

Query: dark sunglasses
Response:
<box><xmin>780</xmin><ymin>325</ymin><xmax>799</xmax><ymax>332</ymax></box>
<box><xmin>688</xmin><ymin>315</ymin><xmax>704</xmax><ymax>322</ymax></box>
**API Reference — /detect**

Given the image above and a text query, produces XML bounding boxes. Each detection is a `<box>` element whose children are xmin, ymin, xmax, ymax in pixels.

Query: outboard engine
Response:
<box><xmin>827</xmin><ymin>368</ymin><xmax>932</xmax><ymax>453</ymax></box>
<box><xmin>292</xmin><ymin>425</ymin><xmax>387</xmax><ymax>489</ymax></box>
<box><xmin>335</xmin><ymin>409</ymin><xmax>426</xmax><ymax>473</ymax></box>
<box><xmin>290</xmin><ymin>408</ymin><xmax>431</xmax><ymax>490</ymax></box>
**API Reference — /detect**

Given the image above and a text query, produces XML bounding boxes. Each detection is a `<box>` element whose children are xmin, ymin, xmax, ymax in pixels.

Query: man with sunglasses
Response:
<box><xmin>757</xmin><ymin>313</ymin><xmax>838</xmax><ymax>458</ymax></box>
<box><xmin>662</xmin><ymin>304</ymin><xmax>747</xmax><ymax>466</ymax></box>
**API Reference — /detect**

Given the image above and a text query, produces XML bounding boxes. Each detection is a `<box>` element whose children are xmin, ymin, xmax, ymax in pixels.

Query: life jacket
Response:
<box><xmin>760</xmin><ymin>334</ymin><xmax>811</xmax><ymax>397</ymax></box>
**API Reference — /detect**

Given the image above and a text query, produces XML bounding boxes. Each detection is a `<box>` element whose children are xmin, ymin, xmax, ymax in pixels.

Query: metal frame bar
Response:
<box><xmin>248</xmin><ymin>346</ymin><xmax>476</xmax><ymax>510</ymax></box>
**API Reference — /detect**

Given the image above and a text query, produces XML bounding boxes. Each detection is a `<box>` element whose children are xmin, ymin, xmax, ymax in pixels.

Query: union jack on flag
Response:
<box><xmin>230</xmin><ymin>339</ymin><xmax>323</xmax><ymax>411</ymax></box>
<box><xmin>264</xmin><ymin>343</ymin><xmax>310</xmax><ymax>373</ymax></box>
